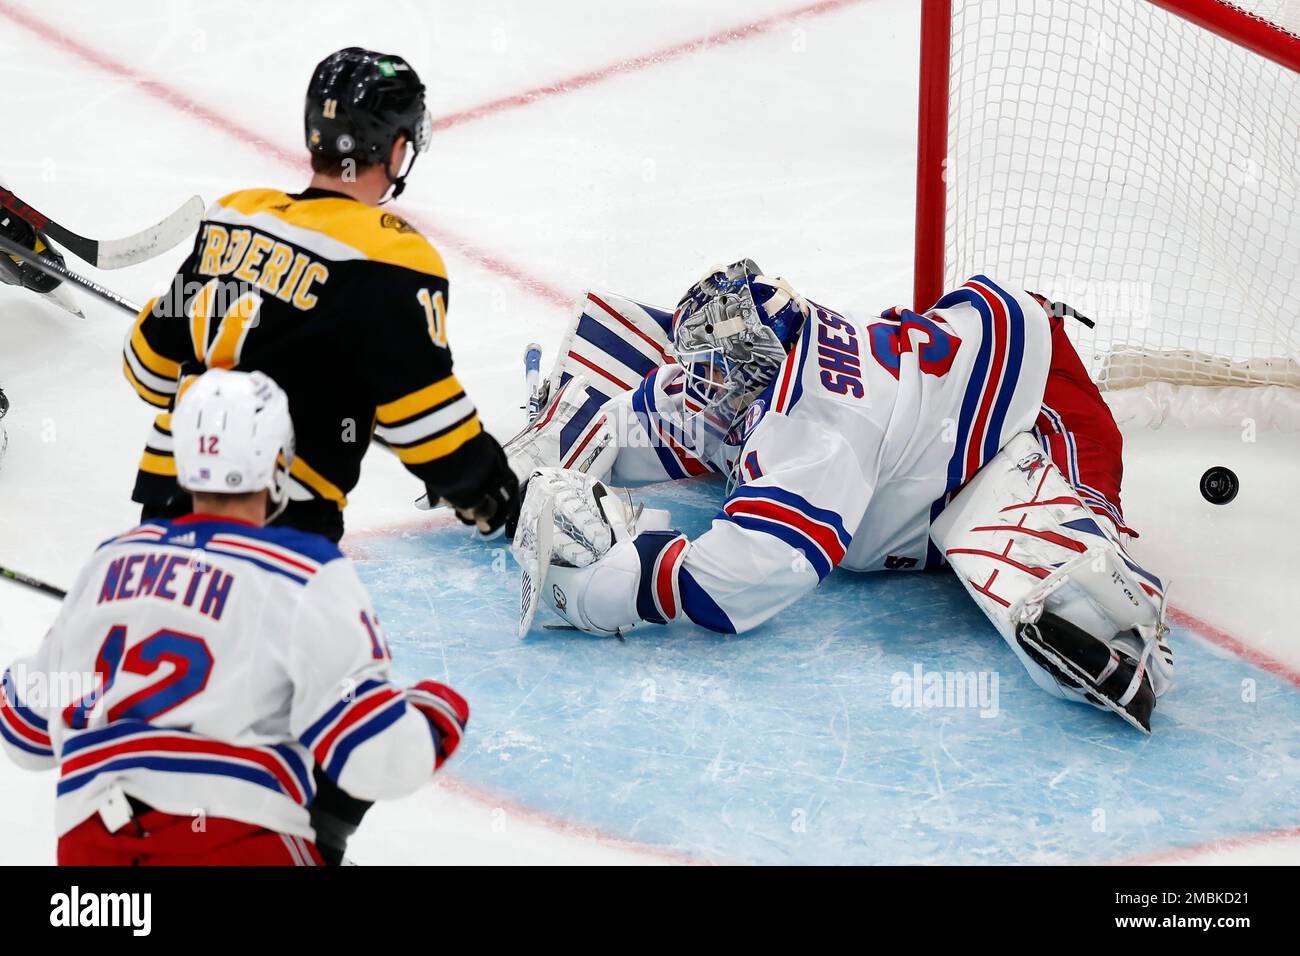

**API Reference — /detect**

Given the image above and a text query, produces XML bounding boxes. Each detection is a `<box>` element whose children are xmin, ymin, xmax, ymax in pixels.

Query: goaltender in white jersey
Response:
<box><xmin>507</xmin><ymin>261</ymin><xmax>1174</xmax><ymax>733</ymax></box>
<box><xmin>0</xmin><ymin>369</ymin><xmax>469</xmax><ymax>865</ymax></box>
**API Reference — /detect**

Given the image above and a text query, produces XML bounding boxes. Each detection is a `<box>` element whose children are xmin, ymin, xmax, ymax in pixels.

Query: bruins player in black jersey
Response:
<box><xmin>122</xmin><ymin>47</ymin><xmax>519</xmax><ymax>864</ymax></box>
<box><xmin>124</xmin><ymin>47</ymin><xmax>518</xmax><ymax>545</ymax></box>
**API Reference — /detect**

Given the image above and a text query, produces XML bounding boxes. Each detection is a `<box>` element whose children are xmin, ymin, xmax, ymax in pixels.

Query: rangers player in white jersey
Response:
<box><xmin>0</xmin><ymin>369</ymin><xmax>469</xmax><ymax>864</ymax></box>
<box><xmin>507</xmin><ymin>260</ymin><xmax>1174</xmax><ymax>732</ymax></box>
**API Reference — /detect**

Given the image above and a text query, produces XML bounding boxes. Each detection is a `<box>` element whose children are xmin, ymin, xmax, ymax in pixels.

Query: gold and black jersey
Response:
<box><xmin>125</xmin><ymin>187</ymin><xmax>493</xmax><ymax>534</ymax></box>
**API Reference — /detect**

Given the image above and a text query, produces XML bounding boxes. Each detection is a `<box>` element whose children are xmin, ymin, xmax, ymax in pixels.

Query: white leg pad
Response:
<box><xmin>503</xmin><ymin>374</ymin><xmax>619</xmax><ymax>483</ymax></box>
<box><xmin>930</xmin><ymin>433</ymin><xmax>1174</xmax><ymax>704</ymax></box>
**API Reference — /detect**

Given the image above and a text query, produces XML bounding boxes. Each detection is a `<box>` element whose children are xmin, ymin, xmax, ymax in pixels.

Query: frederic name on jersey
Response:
<box><xmin>167</xmin><ymin>199</ymin><xmax>433</xmax><ymax>313</ymax></box>
<box><xmin>190</xmin><ymin>219</ymin><xmax>331</xmax><ymax>310</ymax></box>
<box><xmin>149</xmin><ymin>210</ymin><xmax>347</xmax><ymax>316</ymax></box>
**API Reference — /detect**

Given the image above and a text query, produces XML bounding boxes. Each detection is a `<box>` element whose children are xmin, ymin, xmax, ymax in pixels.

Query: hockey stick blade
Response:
<box><xmin>43</xmin><ymin>282</ymin><xmax>86</xmax><ymax>319</ymax></box>
<box><xmin>93</xmin><ymin>195</ymin><xmax>205</xmax><ymax>269</ymax></box>
<box><xmin>0</xmin><ymin>188</ymin><xmax>203</xmax><ymax>269</ymax></box>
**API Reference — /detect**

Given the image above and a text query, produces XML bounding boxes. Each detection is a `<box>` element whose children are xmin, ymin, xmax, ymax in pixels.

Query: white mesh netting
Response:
<box><xmin>942</xmin><ymin>0</ymin><xmax>1300</xmax><ymax>391</ymax></box>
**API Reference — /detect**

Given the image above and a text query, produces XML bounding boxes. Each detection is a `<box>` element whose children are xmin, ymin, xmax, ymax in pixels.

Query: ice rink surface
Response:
<box><xmin>1</xmin><ymin>0</ymin><xmax>1298</xmax><ymax>864</ymax></box>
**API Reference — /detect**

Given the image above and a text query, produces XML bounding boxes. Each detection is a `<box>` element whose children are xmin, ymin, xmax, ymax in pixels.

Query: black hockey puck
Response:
<box><xmin>1199</xmin><ymin>466</ymin><xmax>1239</xmax><ymax>505</ymax></box>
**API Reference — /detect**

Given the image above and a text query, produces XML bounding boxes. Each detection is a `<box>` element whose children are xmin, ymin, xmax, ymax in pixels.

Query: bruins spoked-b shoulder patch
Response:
<box><xmin>380</xmin><ymin>212</ymin><xmax>415</xmax><ymax>234</ymax></box>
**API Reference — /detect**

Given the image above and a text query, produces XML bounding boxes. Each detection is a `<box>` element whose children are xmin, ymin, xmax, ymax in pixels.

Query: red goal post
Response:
<box><xmin>913</xmin><ymin>0</ymin><xmax>1300</xmax><ymax>396</ymax></box>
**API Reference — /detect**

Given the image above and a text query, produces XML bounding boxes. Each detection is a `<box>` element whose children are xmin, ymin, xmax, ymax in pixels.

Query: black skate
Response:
<box><xmin>1016</xmin><ymin>612</ymin><xmax>1157</xmax><ymax>733</ymax></box>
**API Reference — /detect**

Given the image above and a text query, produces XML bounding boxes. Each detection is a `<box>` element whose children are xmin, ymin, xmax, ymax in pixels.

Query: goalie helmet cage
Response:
<box><xmin>913</xmin><ymin>0</ymin><xmax>1300</xmax><ymax>393</ymax></box>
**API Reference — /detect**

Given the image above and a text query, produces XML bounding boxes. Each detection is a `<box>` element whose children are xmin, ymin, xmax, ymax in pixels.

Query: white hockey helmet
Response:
<box><xmin>172</xmin><ymin>369</ymin><xmax>296</xmax><ymax>519</ymax></box>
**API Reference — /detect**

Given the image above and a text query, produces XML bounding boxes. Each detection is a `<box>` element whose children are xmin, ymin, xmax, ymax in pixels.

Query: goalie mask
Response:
<box><xmin>670</xmin><ymin>260</ymin><xmax>810</xmax><ymax>464</ymax></box>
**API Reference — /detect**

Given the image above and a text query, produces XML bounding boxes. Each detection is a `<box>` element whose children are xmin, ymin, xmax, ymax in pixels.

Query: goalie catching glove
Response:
<box><xmin>509</xmin><ymin>467</ymin><xmax>676</xmax><ymax>636</ymax></box>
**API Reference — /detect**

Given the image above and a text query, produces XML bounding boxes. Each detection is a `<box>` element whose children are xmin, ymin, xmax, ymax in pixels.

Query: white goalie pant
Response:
<box><xmin>930</xmin><ymin>432</ymin><xmax>1174</xmax><ymax>704</ymax></box>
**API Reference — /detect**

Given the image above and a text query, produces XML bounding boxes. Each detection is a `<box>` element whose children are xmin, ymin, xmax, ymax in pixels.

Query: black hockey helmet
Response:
<box><xmin>304</xmin><ymin>47</ymin><xmax>432</xmax><ymax>201</ymax></box>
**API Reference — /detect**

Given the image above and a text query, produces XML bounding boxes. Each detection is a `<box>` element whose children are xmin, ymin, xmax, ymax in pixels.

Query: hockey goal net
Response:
<box><xmin>914</xmin><ymin>0</ymin><xmax>1300</xmax><ymax>401</ymax></box>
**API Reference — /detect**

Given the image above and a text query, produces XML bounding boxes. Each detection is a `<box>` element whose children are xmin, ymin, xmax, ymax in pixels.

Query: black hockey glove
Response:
<box><xmin>0</xmin><ymin>210</ymin><xmax>64</xmax><ymax>295</ymax></box>
<box><xmin>436</xmin><ymin>434</ymin><xmax>521</xmax><ymax>539</ymax></box>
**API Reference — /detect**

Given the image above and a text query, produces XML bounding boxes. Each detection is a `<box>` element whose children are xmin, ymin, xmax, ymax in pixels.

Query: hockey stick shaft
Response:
<box><xmin>0</xmin><ymin>187</ymin><xmax>203</xmax><ymax>270</ymax></box>
<box><xmin>0</xmin><ymin>566</ymin><xmax>67</xmax><ymax>599</ymax></box>
<box><xmin>0</xmin><ymin>232</ymin><xmax>141</xmax><ymax>317</ymax></box>
<box><xmin>524</xmin><ymin>343</ymin><xmax>543</xmax><ymax>425</ymax></box>
<box><xmin>420</xmin><ymin>343</ymin><xmax>544</xmax><ymax>513</ymax></box>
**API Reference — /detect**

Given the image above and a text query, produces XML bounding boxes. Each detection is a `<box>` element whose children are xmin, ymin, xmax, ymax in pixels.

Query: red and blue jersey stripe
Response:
<box><xmin>631</xmin><ymin>532</ymin><xmax>738</xmax><ymax>634</ymax></box>
<box><xmin>925</xmin><ymin>276</ymin><xmax>1029</xmax><ymax>568</ymax></box>
<box><xmin>299</xmin><ymin>678</ymin><xmax>408</xmax><ymax>781</ymax></box>
<box><xmin>632</xmin><ymin>532</ymin><xmax>690</xmax><ymax>625</ymax></box>
<box><xmin>721</xmin><ymin>485</ymin><xmax>852</xmax><ymax>581</ymax></box>
<box><xmin>771</xmin><ymin>305</ymin><xmax>818</xmax><ymax>415</ymax></box>
<box><xmin>630</xmin><ymin>367</ymin><xmax>712</xmax><ymax>480</ymax></box>
<box><xmin>57</xmin><ymin>720</ymin><xmax>313</xmax><ymax>804</ymax></box>
<box><xmin>1</xmin><ymin>668</ymin><xmax>53</xmax><ymax>759</ymax></box>
<box><xmin>204</xmin><ymin>533</ymin><xmax>321</xmax><ymax>585</ymax></box>
<box><xmin>107</xmin><ymin>524</ymin><xmax>167</xmax><ymax>546</ymax></box>
<box><xmin>96</xmin><ymin>519</ymin><xmax>338</xmax><ymax>587</ymax></box>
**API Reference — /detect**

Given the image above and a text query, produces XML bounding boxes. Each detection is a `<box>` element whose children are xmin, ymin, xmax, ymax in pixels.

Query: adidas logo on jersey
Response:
<box><xmin>171</xmin><ymin>531</ymin><xmax>197</xmax><ymax>546</ymax></box>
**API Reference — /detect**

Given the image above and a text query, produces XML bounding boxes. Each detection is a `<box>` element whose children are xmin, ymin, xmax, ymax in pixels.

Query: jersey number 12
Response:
<box><xmin>64</xmin><ymin>625</ymin><xmax>214</xmax><ymax>729</ymax></box>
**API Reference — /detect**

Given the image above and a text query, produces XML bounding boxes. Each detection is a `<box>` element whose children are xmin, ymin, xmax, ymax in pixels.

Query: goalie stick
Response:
<box><xmin>0</xmin><ymin>231</ymin><xmax>142</xmax><ymax>317</ymax></box>
<box><xmin>0</xmin><ymin>565</ymin><xmax>67</xmax><ymax>599</ymax></box>
<box><xmin>523</xmin><ymin>342</ymin><xmax>544</xmax><ymax>424</ymax></box>
<box><xmin>0</xmin><ymin>187</ymin><xmax>203</xmax><ymax>270</ymax></box>
<box><xmin>514</xmin><ymin>495</ymin><xmax>554</xmax><ymax>637</ymax></box>
<box><xmin>415</xmin><ymin>343</ymin><xmax>547</xmax><ymax>512</ymax></box>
